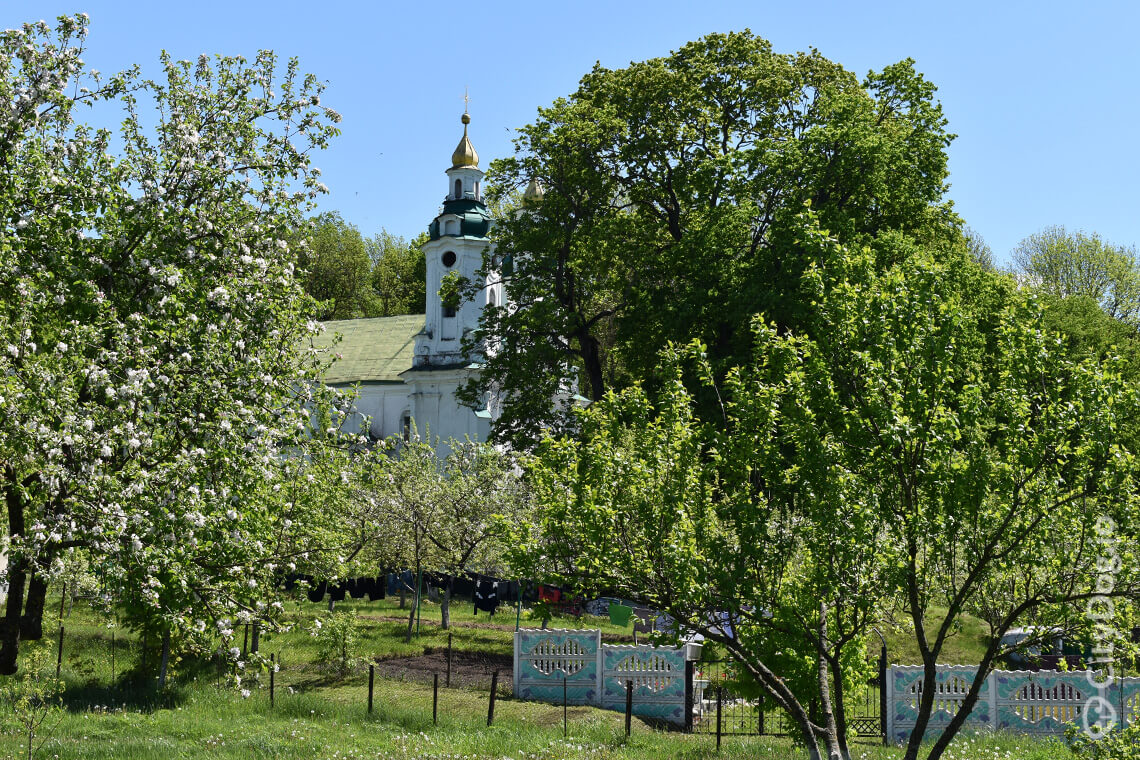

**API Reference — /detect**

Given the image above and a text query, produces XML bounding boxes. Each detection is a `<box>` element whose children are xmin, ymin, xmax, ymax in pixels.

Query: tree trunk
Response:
<box><xmin>441</xmin><ymin>576</ymin><xmax>452</xmax><ymax>630</ymax></box>
<box><xmin>0</xmin><ymin>472</ymin><xmax>27</xmax><ymax>674</ymax></box>
<box><xmin>19</xmin><ymin>573</ymin><xmax>47</xmax><ymax>640</ymax></box>
<box><xmin>815</xmin><ymin>603</ymin><xmax>842</xmax><ymax>760</ymax></box>
<box><xmin>829</xmin><ymin>651</ymin><xmax>853</xmax><ymax>760</ymax></box>
<box><xmin>158</xmin><ymin>630</ymin><xmax>171</xmax><ymax>689</ymax></box>
<box><xmin>579</xmin><ymin>333</ymin><xmax>606</xmax><ymax>402</ymax></box>
<box><xmin>404</xmin><ymin>565</ymin><xmax>419</xmax><ymax>644</ymax></box>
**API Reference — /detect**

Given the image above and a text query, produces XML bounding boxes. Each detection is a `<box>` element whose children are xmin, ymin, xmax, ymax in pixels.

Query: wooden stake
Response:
<box><xmin>446</xmin><ymin>632</ymin><xmax>453</xmax><ymax>687</ymax></box>
<box><xmin>368</xmin><ymin>664</ymin><xmax>375</xmax><ymax>713</ymax></box>
<box><xmin>433</xmin><ymin>673</ymin><xmax>439</xmax><ymax>725</ymax></box>
<box><xmin>487</xmin><ymin>670</ymin><xmax>499</xmax><ymax>726</ymax></box>
<box><xmin>55</xmin><ymin>625</ymin><xmax>64</xmax><ymax>681</ymax></box>
<box><xmin>269</xmin><ymin>654</ymin><xmax>275</xmax><ymax>708</ymax></box>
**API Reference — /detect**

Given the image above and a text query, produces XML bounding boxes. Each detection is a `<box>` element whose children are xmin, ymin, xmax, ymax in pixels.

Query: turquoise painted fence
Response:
<box><xmin>601</xmin><ymin>645</ymin><xmax>687</xmax><ymax>724</ymax></box>
<box><xmin>513</xmin><ymin>629</ymin><xmax>689</xmax><ymax>724</ymax></box>
<box><xmin>514</xmin><ymin>629</ymin><xmax>600</xmax><ymax>706</ymax></box>
<box><xmin>887</xmin><ymin>665</ymin><xmax>1140</xmax><ymax>743</ymax></box>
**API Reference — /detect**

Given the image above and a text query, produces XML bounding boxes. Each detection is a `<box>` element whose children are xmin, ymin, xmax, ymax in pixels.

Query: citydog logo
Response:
<box><xmin>1082</xmin><ymin>515</ymin><xmax>1121</xmax><ymax>738</ymax></box>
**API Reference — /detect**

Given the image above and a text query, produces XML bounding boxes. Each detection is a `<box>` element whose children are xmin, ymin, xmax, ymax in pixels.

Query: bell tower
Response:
<box><xmin>414</xmin><ymin>108</ymin><xmax>496</xmax><ymax>368</ymax></box>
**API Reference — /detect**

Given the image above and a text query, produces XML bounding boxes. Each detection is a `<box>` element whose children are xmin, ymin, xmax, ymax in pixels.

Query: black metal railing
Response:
<box><xmin>688</xmin><ymin>658</ymin><xmax>884</xmax><ymax>739</ymax></box>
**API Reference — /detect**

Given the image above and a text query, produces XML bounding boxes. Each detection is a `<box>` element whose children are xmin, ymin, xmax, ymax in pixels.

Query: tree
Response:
<box><xmin>463</xmin><ymin>30</ymin><xmax>957</xmax><ymax>448</ymax></box>
<box><xmin>335</xmin><ymin>434</ymin><xmax>528</xmax><ymax>637</ymax></box>
<box><xmin>368</xmin><ymin>229</ymin><xmax>426</xmax><ymax>316</ymax></box>
<box><xmin>1013</xmin><ymin>225</ymin><xmax>1140</xmax><ymax>324</ymax></box>
<box><xmin>515</xmin><ymin>211</ymin><xmax>1140</xmax><ymax>760</ymax></box>
<box><xmin>300</xmin><ymin>212</ymin><xmax>375</xmax><ymax>320</ymax></box>
<box><xmin>963</xmin><ymin>225</ymin><xmax>995</xmax><ymax>271</ymax></box>
<box><xmin>0</xmin><ymin>15</ymin><xmax>344</xmax><ymax>672</ymax></box>
<box><xmin>786</xmin><ymin>220</ymin><xmax>1140</xmax><ymax>760</ymax></box>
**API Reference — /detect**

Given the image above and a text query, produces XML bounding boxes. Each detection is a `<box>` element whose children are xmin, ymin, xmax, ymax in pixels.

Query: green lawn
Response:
<box><xmin>0</xmin><ymin>598</ymin><xmax>1080</xmax><ymax>760</ymax></box>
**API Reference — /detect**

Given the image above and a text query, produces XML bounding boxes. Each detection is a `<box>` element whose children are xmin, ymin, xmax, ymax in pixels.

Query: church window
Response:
<box><xmin>401</xmin><ymin>411</ymin><xmax>411</xmax><ymax>441</ymax></box>
<box><xmin>443</xmin><ymin>304</ymin><xmax>457</xmax><ymax>318</ymax></box>
<box><xmin>441</xmin><ymin>250</ymin><xmax>456</xmax><ymax>268</ymax></box>
<box><xmin>475</xmin><ymin>180</ymin><xmax>480</xmax><ymax>199</ymax></box>
<box><xmin>455</xmin><ymin>178</ymin><xmax>462</xmax><ymax>198</ymax></box>
<box><xmin>487</xmin><ymin>289</ymin><xmax>497</xmax><ymax>307</ymax></box>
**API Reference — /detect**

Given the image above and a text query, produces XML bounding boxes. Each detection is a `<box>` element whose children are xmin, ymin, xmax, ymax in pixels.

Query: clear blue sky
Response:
<box><xmin>7</xmin><ymin>1</ymin><xmax>1140</xmax><ymax>265</ymax></box>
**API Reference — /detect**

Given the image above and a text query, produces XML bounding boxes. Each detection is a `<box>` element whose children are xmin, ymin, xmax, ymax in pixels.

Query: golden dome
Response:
<box><xmin>451</xmin><ymin>113</ymin><xmax>479</xmax><ymax>169</ymax></box>
<box><xmin>523</xmin><ymin>177</ymin><xmax>544</xmax><ymax>201</ymax></box>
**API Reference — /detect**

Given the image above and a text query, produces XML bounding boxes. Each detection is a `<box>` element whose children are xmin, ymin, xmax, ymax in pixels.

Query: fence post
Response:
<box><xmin>446</xmin><ymin>632</ymin><xmax>453</xmax><ymax>687</ymax></box>
<box><xmin>684</xmin><ymin>660</ymin><xmax>694</xmax><ymax>733</ymax></box>
<box><xmin>487</xmin><ymin>670</ymin><xmax>499</xmax><ymax>726</ymax></box>
<box><xmin>716</xmin><ymin>686</ymin><xmax>722</xmax><ymax>752</ymax></box>
<box><xmin>625</xmin><ymin>679</ymin><xmax>633</xmax><ymax>737</ymax></box>
<box><xmin>563</xmin><ymin>676</ymin><xmax>568</xmax><ymax>738</ymax></box>
<box><xmin>242</xmin><ymin>624</ymin><xmax>249</xmax><ymax>657</ymax></box>
<box><xmin>368</xmin><ymin>664</ymin><xmax>374</xmax><ymax>714</ymax></box>
<box><xmin>433</xmin><ymin>673</ymin><xmax>439</xmax><ymax>725</ymax></box>
<box><xmin>758</xmin><ymin>692</ymin><xmax>765</xmax><ymax>735</ymax></box>
<box><xmin>879</xmin><ymin>644</ymin><xmax>888</xmax><ymax>745</ymax></box>
<box><xmin>270</xmin><ymin>653</ymin><xmax>275</xmax><ymax>708</ymax></box>
<box><xmin>56</xmin><ymin>625</ymin><xmax>64</xmax><ymax>681</ymax></box>
<box><xmin>110</xmin><ymin>631</ymin><xmax>115</xmax><ymax>687</ymax></box>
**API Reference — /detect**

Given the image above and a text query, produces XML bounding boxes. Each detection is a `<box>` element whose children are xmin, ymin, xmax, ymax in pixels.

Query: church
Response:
<box><xmin>314</xmin><ymin>111</ymin><xmax>528</xmax><ymax>453</ymax></box>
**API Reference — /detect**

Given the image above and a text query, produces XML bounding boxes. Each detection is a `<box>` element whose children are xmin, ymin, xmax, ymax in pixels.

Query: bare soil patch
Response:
<box><xmin>372</xmin><ymin>648</ymin><xmax>514</xmax><ymax>691</ymax></box>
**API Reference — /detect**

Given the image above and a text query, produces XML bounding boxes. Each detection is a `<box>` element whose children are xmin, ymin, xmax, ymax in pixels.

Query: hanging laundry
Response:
<box><xmin>306</xmin><ymin>580</ymin><xmax>327</xmax><ymax>604</ymax></box>
<box><xmin>474</xmin><ymin>579</ymin><xmax>499</xmax><ymax>614</ymax></box>
<box><xmin>609</xmin><ymin>603</ymin><xmax>633</xmax><ymax>628</ymax></box>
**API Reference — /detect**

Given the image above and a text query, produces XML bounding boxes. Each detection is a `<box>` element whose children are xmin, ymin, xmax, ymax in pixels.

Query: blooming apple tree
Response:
<box><xmin>0</xmin><ymin>15</ymin><xmax>349</xmax><ymax>672</ymax></box>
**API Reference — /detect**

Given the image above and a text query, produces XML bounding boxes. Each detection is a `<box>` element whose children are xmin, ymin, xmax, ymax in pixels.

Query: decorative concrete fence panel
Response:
<box><xmin>601</xmin><ymin>644</ymin><xmax>687</xmax><ymax>724</ymax></box>
<box><xmin>887</xmin><ymin>665</ymin><xmax>1138</xmax><ymax>743</ymax></box>
<box><xmin>513</xmin><ymin>629</ymin><xmax>600</xmax><ymax>705</ymax></box>
<box><xmin>513</xmin><ymin>629</ymin><xmax>690</xmax><ymax>725</ymax></box>
<box><xmin>887</xmin><ymin>665</ymin><xmax>990</xmax><ymax>743</ymax></box>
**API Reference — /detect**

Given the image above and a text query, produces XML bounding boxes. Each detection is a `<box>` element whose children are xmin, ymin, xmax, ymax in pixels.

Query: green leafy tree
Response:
<box><xmin>516</xmin><ymin>211</ymin><xmax>1140</xmax><ymax>760</ymax></box>
<box><xmin>0</xmin><ymin>15</ymin><xmax>345</xmax><ymax>672</ymax></box>
<box><xmin>788</xmin><ymin>217</ymin><xmax>1139</xmax><ymax>760</ymax></box>
<box><xmin>1</xmin><ymin>641</ymin><xmax>62</xmax><ymax>760</ymax></box>
<box><xmin>301</xmin><ymin>212</ymin><xmax>375</xmax><ymax>320</ymax></box>
<box><xmin>463</xmin><ymin>30</ymin><xmax>957</xmax><ymax>448</ymax></box>
<box><xmin>1013</xmin><ymin>225</ymin><xmax>1140</xmax><ymax>324</ymax></box>
<box><xmin>310</xmin><ymin>609</ymin><xmax>361</xmax><ymax>675</ymax></box>
<box><xmin>368</xmin><ymin>229</ymin><xmax>426</xmax><ymax>316</ymax></box>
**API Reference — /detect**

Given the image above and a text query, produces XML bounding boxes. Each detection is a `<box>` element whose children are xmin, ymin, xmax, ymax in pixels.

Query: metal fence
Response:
<box><xmin>690</xmin><ymin>659</ymin><xmax>885</xmax><ymax>739</ymax></box>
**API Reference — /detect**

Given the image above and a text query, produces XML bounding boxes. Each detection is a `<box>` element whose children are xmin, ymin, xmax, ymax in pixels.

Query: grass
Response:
<box><xmin>0</xmin><ymin>597</ymin><xmax>1081</xmax><ymax>760</ymax></box>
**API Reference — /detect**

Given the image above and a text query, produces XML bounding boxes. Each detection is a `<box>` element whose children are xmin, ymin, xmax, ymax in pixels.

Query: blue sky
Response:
<box><xmin>6</xmin><ymin>1</ymin><xmax>1140</xmax><ymax>265</ymax></box>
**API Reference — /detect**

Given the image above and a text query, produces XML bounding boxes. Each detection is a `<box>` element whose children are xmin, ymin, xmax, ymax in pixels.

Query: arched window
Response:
<box><xmin>454</xmin><ymin>178</ymin><xmax>462</xmax><ymax>198</ymax></box>
<box><xmin>474</xmin><ymin>181</ymin><xmax>480</xmax><ymax>200</ymax></box>
<box><xmin>401</xmin><ymin>411</ymin><xmax>412</xmax><ymax>441</ymax></box>
<box><xmin>487</xmin><ymin>289</ymin><xmax>497</xmax><ymax>307</ymax></box>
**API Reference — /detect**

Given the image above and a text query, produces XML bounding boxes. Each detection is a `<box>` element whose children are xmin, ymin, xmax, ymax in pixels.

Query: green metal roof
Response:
<box><xmin>316</xmin><ymin>315</ymin><xmax>422</xmax><ymax>384</ymax></box>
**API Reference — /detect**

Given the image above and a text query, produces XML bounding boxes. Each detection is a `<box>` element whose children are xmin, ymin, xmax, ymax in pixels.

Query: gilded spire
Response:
<box><xmin>523</xmin><ymin>177</ymin><xmax>544</xmax><ymax>201</ymax></box>
<box><xmin>451</xmin><ymin>109</ymin><xmax>479</xmax><ymax>169</ymax></box>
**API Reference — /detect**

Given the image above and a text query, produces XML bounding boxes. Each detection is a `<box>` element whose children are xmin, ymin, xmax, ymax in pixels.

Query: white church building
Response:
<box><xmin>315</xmin><ymin>111</ymin><xmax>522</xmax><ymax>451</ymax></box>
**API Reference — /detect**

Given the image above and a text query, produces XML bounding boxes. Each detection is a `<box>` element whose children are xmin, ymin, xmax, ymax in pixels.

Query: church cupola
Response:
<box><xmin>429</xmin><ymin>110</ymin><xmax>492</xmax><ymax>240</ymax></box>
<box><xmin>415</xmin><ymin>107</ymin><xmax>498</xmax><ymax>369</ymax></box>
<box><xmin>451</xmin><ymin>112</ymin><xmax>479</xmax><ymax>170</ymax></box>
